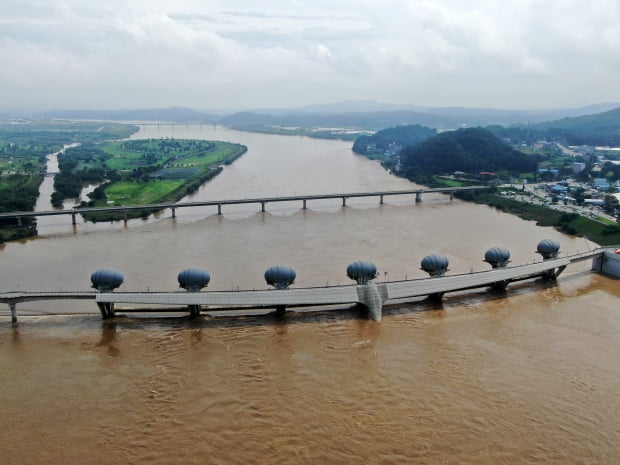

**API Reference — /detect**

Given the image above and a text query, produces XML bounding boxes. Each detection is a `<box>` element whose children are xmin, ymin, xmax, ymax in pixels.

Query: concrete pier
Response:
<box><xmin>356</xmin><ymin>282</ymin><xmax>385</xmax><ymax>321</ymax></box>
<box><xmin>592</xmin><ymin>249</ymin><xmax>620</xmax><ymax>277</ymax></box>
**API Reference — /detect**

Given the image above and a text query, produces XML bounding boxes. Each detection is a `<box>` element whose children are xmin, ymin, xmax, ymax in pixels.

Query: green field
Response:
<box><xmin>104</xmin><ymin>180</ymin><xmax>185</xmax><ymax>205</ymax></box>
<box><xmin>73</xmin><ymin>139</ymin><xmax>247</xmax><ymax>218</ymax></box>
<box><xmin>97</xmin><ymin>139</ymin><xmax>242</xmax><ymax>173</ymax></box>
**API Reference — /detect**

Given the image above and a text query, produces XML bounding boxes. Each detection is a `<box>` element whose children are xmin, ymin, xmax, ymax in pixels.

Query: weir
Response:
<box><xmin>2</xmin><ymin>247</ymin><xmax>617</xmax><ymax>323</ymax></box>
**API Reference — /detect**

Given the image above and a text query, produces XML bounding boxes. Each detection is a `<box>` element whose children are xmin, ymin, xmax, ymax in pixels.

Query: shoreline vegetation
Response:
<box><xmin>407</xmin><ymin>176</ymin><xmax>620</xmax><ymax>246</ymax></box>
<box><xmin>464</xmin><ymin>189</ymin><xmax>620</xmax><ymax>246</ymax></box>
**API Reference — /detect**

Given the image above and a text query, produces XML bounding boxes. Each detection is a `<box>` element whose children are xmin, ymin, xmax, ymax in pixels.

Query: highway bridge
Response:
<box><xmin>0</xmin><ymin>186</ymin><xmax>488</xmax><ymax>225</ymax></box>
<box><xmin>3</xmin><ymin>247</ymin><xmax>618</xmax><ymax>323</ymax></box>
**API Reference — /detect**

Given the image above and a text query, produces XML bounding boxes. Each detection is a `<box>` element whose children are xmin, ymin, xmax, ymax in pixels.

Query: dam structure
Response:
<box><xmin>2</xmin><ymin>243</ymin><xmax>619</xmax><ymax>323</ymax></box>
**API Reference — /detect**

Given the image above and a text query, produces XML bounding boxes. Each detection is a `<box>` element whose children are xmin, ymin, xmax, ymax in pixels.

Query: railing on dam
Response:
<box><xmin>3</xmin><ymin>247</ymin><xmax>617</xmax><ymax>324</ymax></box>
<box><xmin>0</xmin><ymin>186</ymin><xmax>488</xmax><ymax>225</ymax></box>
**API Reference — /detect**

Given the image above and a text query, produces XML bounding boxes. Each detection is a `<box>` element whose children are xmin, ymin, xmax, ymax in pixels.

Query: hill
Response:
<box><xmin>352</xmin><ymin>125</ymin><xmax>437</xmax><ymax>157</ymax></box>
<box><xmin>489</xmin><ymin>106</ymin><xmax>620</xmax><ymax>146</ymax></box>
<box><xmin>400</xmin><ymin>127</ymin><xmax>538</xmax><ymax>180</ymax></box>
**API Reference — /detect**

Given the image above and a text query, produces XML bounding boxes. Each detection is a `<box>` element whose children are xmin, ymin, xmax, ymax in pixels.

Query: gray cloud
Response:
<box><xmin>1</xmin><ymin>0</ymin><xmax>619</xmax><ymax>111</ymax></box>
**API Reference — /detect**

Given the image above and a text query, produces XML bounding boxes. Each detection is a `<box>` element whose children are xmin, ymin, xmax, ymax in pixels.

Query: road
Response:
<box><xmin>505</xmin><ymin>182</ymin><xmax>617</xmax><ymax>223</ymax></box>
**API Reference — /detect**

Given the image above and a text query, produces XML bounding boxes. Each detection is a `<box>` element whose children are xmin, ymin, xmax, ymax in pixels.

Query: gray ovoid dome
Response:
<box><xmin>264</xmin><ymin>265</ymin><xmax>296</xmax><ymax>289</ymax></box>
<box><xmin>536</xmin><ymin>239</ymin><xmax>561</xmax><ymax>259</ymax></box>
<box><xmin>420</xmin><ymin>254</ymin><xmax>449</xmax><ymax>276</ymax></box>
<box><xmin>346</xmin><ymin>260</ymin><xmax>377</xmax><ymax>284</ymax></box>
<box><xmin>178</xmin><ymin>268</ymin><xmax>211</xmax><ymax>292</ymax></box>
<box><xmin>90</xmin><ymin>269</ymin><xmax>124</xmax><ymax>291</ymax></box>
<box><xmin>484</xmin><ymin>247</ymin><xmax>511</xmax><ymax>268</ymax></box>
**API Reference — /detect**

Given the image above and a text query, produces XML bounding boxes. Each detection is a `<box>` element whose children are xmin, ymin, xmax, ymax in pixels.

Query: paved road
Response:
<box><xmin>505</xmin><ymin>182</ymin><xmax>617</xmax><ymax>223</ymax></box>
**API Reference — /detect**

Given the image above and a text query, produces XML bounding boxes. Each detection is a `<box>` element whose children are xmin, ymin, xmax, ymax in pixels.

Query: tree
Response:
<box><xmin>603</xmin><ymin>194</ymin><xmax>619</xmax><ymax>214</ymax></box>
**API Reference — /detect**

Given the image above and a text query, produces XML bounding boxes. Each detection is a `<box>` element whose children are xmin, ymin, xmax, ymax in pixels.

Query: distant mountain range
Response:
<box><xmin>17</xmin><ymin>100</ymin><xmax>620</xmax><ymax>135</ymax></box>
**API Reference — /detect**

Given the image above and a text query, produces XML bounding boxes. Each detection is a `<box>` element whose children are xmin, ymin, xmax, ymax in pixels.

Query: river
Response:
<box><xmin>1</xmin><ymin>125</ymin><xmax>619</xmax><ymax>464</ymax></box>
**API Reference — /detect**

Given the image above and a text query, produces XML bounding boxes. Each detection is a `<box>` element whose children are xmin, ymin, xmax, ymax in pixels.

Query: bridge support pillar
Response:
<box><xmin>275</xmin><ymin>305</ymin><xmax>286</xmax><ymax>318</ymax></box>
<box><xmin>380</xmin><ymin>195</ymin><xmax>384</xmax><ymax>205</ymax></box>
<box><xmin>171</xmin><ymin>207</ymin><xmax>176</xmax><ymax>219</ymax></box>
<box><xmin>188</xmin><ymin>305</ymin><xmax>201</xmax><ymax>319</ymax></box>
<box><xmin>71</xmin><ymin>213</ymin><xmax>76</xmax><ymax>225</ymax></box>
<box><xmin>489</xmin><ymin>280</ymin><xmax>509</xmax><ymax>291</ymax></box>
<box><xmin>303</xmin><ymin>199</ymin><xmax>307</xmax><ymax>209</ymax></box>
<box><xmin>217</xmin><ymin>204</ymin><xmax>222</xmax><ymax>215</ymax></box>
<box><xmin>542</xmin><ymin>265</ymin><xmax>567</xmax><ymax>281</ymax></box>
<box><xmin>97</xmin><ymin>302</ymin><xmax>115</xmax><ymax>319</ymax></box>
<box><xmin>17</xmin><ymin>217</ymin><xmax>22</xmax><ymax>227</ymax></box>
<box><xmin>415</xmin><ymin>192</ymin><xmax>422</xmax><ymax>203</ymax></box>
<box><xmin>449</xmin><ymin>191</ymin><xmax>454</xmax><ymax>200</ymax></box>
<box><xmin>9</xmin><ymin>303</ymin><xmax>17</xmax><ymax>323</ymax></box>
<box><xmin>428</xmin><ymin>292</ymin><xmax>445</xmax><ymax>302</ymax></box>
<box><xmin>123</xmin><ymin>211</ymin><xmax>128</xmax><ymax>223</ymax></box>
<box><xmin>261</xmin><ymin>202</ymin><xmax>266</xmax><ymax>212</ymax></box>
<box><xmin>342</xmin><ymin>197</ymin><xmax>347</xmax><ymax>207</ymax></box>
<box><xmin>356</xmin><ymin>282</ymin><xmax>384</xmax><ymax>321</ymax></box>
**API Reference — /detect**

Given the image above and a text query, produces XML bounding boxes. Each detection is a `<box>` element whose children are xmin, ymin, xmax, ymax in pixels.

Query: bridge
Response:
<box><xmin>3</xmin><ymin>247</ymin><xmax>618</xmax><ymax>323</ymax></box>
<box><xmin>0</xmin><ymin>186</ymin><xmax>487</xmax><ymax>225</ymax></box>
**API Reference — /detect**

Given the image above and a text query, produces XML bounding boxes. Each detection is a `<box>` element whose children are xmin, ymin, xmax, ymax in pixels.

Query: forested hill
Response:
<box><xmin>534</xmin><ymin>106</ymin><xmax>620</xmax><ymax>131</ymax></box>
<box><xmin>489</xmin><ymin>106</ymin><xmax>620</xmax><ymax>146</ymax></box>
<box><xmin>351</xmin><ymin>124</ymin><xmax>437</xmax><ymax>156</ymax></box>
<box><xmin>401</xmin><ymin>127</ymin><xmax>538</xmax><ymax>179</ymax></box>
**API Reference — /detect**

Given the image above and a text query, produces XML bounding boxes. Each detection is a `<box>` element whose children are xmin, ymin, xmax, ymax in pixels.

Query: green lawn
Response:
<box><xmin>74</xmin><ymin>139</ymin><xmax>246</xmax><ymax>214</ymax></box>
<box><xmin>174</xmin><ymin>145</ymin><xmax>238</xmax><ymax>166</ymax></box>
<box><xmin>99</xmin><ymin>139</ymin><xmax>235</xmax><ymax>171</ymax></box>
<box><xmin>104</xmin><ymin>180</ymin><xmax>184</xmax><ymax>205</ymax></box>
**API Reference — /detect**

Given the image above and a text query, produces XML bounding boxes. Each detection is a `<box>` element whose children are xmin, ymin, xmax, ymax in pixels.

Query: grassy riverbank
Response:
<box><xmin>455</xmin><ymin>188</ymin><xmax>620</xmax><ymax>246</ymax></box>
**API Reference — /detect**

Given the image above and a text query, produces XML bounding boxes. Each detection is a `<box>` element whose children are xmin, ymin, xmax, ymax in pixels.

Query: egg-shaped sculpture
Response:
<box><xmin>346</xmin><ymin>260</ymin><xmax>377</xmax><ymax>284</ymax></box>
<box><xmin>484</xmin><ymin>247</ymin><xmax>511</xmax><ymax>268</ymax></box>
<box><xmin>178</xmin><ymin>268</ymin><xmax>211</xmax><ymax>292</ymax></box>
<box><xmin>90</xmin><ymin>269</ymin><xmax>124</xmax><ymax>292</ymax></box>
<box><xmin>536</xmin><ymin>239</ymin><xmax>560</xmax><ymax>260</ymax></box>
<box><xmin>264</xmin><ymin>265</ymin><xmax>296</xmax><ymax>289</ymax></box>
<box><xmin>420</xmin><ymin>254</ymin><xmax>450</xmax><ymax>277</ymax></box>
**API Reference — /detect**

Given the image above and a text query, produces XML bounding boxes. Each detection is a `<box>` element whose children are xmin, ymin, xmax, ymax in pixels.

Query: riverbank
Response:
<box><xmin>449</xmin><ymin>186</ymin><xmax>620</xmax><ymax>246</ymax></box>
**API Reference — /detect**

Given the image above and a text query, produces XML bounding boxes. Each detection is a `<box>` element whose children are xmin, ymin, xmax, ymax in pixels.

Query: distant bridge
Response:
<box><xmin>3</xmin><ymin>247</ymin><xmax>618</xmax><ymax>323</ymax></box>
<box><xmin>0</xmin><ymin>186</ymin><xmax>487</xmax><ymax>225</ymax></box>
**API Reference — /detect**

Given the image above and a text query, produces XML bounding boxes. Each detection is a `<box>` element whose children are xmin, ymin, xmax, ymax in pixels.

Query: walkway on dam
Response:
<box><xmin>94</xmin><ymin>248</ymin><xmax>609</xmax><ymax>321</ymax></box>
<box><xmin>4</xmin><ymin>247</ymin><xmax>616</xmax><ymax>323</ymax></box>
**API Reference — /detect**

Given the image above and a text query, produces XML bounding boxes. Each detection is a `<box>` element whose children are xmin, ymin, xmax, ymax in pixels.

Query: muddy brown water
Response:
<box><xmin>1</xmin><ymin>126</ymin><xmax>618</xmax><ymax>464</ymax></box>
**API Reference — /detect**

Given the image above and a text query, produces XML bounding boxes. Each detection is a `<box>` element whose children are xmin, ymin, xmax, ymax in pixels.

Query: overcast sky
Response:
<box><xmin>2</xmin><ymin>0</ymin><xmax>620</xmax><ymax>111</ymax></box>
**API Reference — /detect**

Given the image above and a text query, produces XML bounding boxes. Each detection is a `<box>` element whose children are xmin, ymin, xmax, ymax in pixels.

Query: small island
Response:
<box><xmin>56</xmin><ymin>138</ymin><xmax>247</xmax><ymax>221</ymax></box>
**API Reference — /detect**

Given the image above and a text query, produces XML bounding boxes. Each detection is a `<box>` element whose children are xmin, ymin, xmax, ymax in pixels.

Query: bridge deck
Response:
<box><xmin>0</xmin><ymin>187</ymin><xmax>487</xmax><ymax>219</ymax></box>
